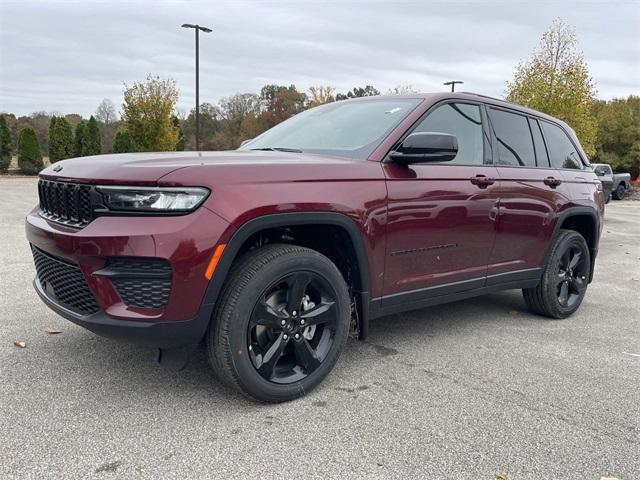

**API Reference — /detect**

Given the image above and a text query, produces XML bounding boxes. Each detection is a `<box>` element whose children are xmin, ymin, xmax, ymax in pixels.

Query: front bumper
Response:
<box><xmin>26</xmin><ymin>205</ymin><xmax>233</xmax><ymax>347</ymax></box>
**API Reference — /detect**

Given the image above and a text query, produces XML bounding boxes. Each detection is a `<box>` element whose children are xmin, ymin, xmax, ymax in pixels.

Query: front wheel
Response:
<box><xmin>207</xmin><ymin>244</ymin><xmax>351</xmax><ymax>403</ymax></box>
<box><xmin>612</xmin><ymin>184</ymin><xmax>626</xmax><ymax>200</ymax></box>
<box><xmin>523</xmin><ymin>230</ymin><xmax>591</xmax><ymax>319</ymax></box>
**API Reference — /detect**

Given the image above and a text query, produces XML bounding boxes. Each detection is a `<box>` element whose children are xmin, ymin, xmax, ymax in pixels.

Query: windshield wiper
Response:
<box><xmin>250</xmin><ymin>147</ymin><xmax>303</xmax><ymax>153</ymax></box>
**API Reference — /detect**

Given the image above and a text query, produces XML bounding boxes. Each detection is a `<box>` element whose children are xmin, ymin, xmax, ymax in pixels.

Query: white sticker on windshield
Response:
<box><xmin>385</xmin><ymin>107</ymin><xmax>402</xmax><ymax>114</ymax></box>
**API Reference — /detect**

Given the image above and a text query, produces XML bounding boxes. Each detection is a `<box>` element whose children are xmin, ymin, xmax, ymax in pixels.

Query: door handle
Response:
<box><xmin>470</xmin><ymin>175</ymin><xmax>495</xmax><ymax>188</ymax></box>
<box><xmin>544</xmin><ymin>176</ymin><xmax>562</xmax><ymax>188</ymax></box>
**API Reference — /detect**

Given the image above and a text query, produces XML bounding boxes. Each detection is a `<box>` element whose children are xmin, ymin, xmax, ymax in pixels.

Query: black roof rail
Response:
<box><xmin>458</xmin><ymin>91</ymin><xmax>506</xmax><ymax>102</ymax></box>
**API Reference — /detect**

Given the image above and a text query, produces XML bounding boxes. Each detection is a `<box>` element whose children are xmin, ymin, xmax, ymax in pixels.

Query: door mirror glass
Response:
<box><xmin>390</xmin><ymin>132</ymin><xmax>458</xmax><ymax>165</ymax></box>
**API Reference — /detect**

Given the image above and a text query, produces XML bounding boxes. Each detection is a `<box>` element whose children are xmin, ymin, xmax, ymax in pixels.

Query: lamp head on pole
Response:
<box><xmin>181</xmin><ymin>23</ymin><xmax>212</xmax><ymax>33</ymax></box>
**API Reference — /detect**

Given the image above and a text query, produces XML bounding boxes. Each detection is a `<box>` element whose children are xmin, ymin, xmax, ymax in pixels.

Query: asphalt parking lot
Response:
<box><xmin>0</xmin><ymin>177</ymin><xmax>638</xmax><ymax>480</ymax></box>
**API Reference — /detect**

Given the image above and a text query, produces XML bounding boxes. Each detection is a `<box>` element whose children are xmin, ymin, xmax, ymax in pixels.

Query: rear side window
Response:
<box><xmin>412</xmin><ymin>103</ymin><xmax>484</xmax><ymax>165</ymax></box>
<box><xmin>540</xmin><ymin>121</ymin><xmax>583</xmax><ymax>170</ymax></box>
<box><xmin>594</xmin><ymin>165</ymin><xmax>610</xmax><ymax>175</ymax></box>
<box><xmin>529</xmin><ymin>118</ymin><xmax>550</xmax><ymax>167</ymax></box>
<box><xmin>488</xmin><ymin>108</ymin><xmax>535</xmax><ymax>167</ymax></box>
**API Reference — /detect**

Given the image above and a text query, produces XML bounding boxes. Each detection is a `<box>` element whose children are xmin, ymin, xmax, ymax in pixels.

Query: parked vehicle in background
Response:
<box><xmin>26</xmin><ymin>92</ymin><xmax>604</xmax><ymax>402</ymax></box>
<box><xmin>592</xmin><ymin>163</ymin><xmax>631</xmax><ymax>201</ymax></box>
<box><xmin>592</xmin><ymin>164</ymin><xmax>614</xmax><ymax>203</ymax></box>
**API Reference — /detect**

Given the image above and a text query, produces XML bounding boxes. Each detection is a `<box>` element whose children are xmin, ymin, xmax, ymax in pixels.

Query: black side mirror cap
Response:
<box><xmin>389</xmin><ymin>132</ymin><xmax>458</xmax><ymax>165</ymax></box>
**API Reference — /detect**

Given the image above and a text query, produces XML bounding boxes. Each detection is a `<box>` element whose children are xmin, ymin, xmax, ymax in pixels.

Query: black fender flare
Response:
<box><xmin>199</xmin><ymin>212</ymin><xmax>372</xmax><ymax>339</ymax></box>
<box><xmin>542</xmin><ymin>206</ymin><xmax>600</xmax><ymax>282</ymax></box>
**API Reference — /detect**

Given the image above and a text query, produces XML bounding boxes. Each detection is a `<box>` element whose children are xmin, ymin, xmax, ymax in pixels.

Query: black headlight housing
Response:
<box><xmin>96</xmin><ymin>186</ymin><xmax>210</xmax><ymax>213</ymax></box>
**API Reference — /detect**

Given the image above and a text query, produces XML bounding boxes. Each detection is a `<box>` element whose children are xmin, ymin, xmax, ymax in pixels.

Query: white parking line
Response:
<box><xmin>621</xmin><ymin>352</ymin><xmax>640</xmax><ymax>357</ymax></box>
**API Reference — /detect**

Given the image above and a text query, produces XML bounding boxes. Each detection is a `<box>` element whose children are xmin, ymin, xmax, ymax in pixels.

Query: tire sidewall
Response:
<box><xmin>541</xmin><ymin>231</ymin><xmax>591</xmax><ymax>318</ymax></box>
<box><xmin>221</xmin><ymin>250</ymin><xmax>350</xmax><ymax>402</ymax></box>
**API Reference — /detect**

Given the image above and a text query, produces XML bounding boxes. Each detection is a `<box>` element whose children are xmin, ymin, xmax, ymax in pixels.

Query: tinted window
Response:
<box><xmin>541</xmin><ymin>121</ymin><xmax>583</xmax><ymax>170</ymax></box>
<box><xmin>529</xmin><ymin>118</ymin><xmax>550</xmax><ymax>167</ymax></box>
<box><xmin>489</xmin><ymin>108</ymin><xmax>535</xmax><ymax>167</ymax></box>
<box><xmin>241</xmin><ymin>98</ymin><xmax>421</xmax><ymax>160</ymax></box>
<box><xmin>412</xmin><ymin>103</ymin><xmax>483</xmax><ymax>165</ymax></box>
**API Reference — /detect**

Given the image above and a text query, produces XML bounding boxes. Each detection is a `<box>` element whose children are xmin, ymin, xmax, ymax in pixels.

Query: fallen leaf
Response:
<box><xmin>14</xmin><ymin>341</ymin><xmax>26</xmax><ymax>348</ymax></box>
<box><xmin>496</xmin><ymin>473</ymin><xmax>508</xmax><ymax>480</ymax></box>
<box><xmin>45</xmin><ymin>329</ymin><xmax>62</xmax><ymax>335</ymax></box>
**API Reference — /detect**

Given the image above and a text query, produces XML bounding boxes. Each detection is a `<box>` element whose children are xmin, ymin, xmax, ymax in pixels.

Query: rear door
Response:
<box><xmin>382</xmin><ymin>101</ymin><xmax>499</xmax><ymax>302</ymax></box>
<box><xmin>486</xmin><ymin>107</ymin><xmax>572</xmax><ymax>280</ymax></box>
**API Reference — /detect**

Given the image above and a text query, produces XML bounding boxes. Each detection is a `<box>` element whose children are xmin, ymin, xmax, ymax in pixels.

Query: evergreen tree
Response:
<box><xmin>48</xmin><ymin>116</ymin><xmax>75</xmax><ymax>162</ymax></box>
<box><xmin>74</xmin><ymin>121</ymin><xmax>86</xmax><ymax>156</ymax></box>
<box><xmin>0</xmin><ymin>114</ymin><xmax>12</xmax><ymax>172</ymax></box>
<box><xmin>83</xmin><ymin>116</ymin><xmax>101</xmax><ymax>155</ymax></box>
<box><xmin>112</xmin><ymin>131</ymin><xmax>133</xmax><ymax>153</ymax></box>
<box><xmin>17</xmin><ymin>127</ymin><xmax>44</xmax><ymax>174</ymax></box>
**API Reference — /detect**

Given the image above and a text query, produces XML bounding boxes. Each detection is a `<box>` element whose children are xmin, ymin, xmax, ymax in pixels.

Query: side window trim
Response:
<box><xmin>389</xmin><ymin>99</ymin><xmax>490</xmax><ymax>165</ymax></box>
<box><xmin>528</xmin><ymin>117</ymin><xmax>551</xmax><ymax>168</ymax></box>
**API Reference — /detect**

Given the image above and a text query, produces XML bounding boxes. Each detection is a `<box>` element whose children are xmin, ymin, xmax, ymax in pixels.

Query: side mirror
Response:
<box><xmin>389</xmin><ymin>132</ymin><xmax>458</xmax><ymax>165</ymax></box>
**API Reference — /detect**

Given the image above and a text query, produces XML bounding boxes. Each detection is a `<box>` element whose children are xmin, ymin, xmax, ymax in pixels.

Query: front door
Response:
<box><xmin>382</xmin><ymin>101</ymin><xmax>499</xmax><ymax>306</ymax></box>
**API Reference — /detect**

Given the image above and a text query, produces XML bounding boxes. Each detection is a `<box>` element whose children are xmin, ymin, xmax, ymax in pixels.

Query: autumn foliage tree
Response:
<box><xmin>506</xmin><ymin>18</ymin><xmax>597</xmax><ymax>156</ymax></box>
<box><xmin>122</xmin><ymin>75</ymin><xmax>179</xmax><ymax>151</ymax></box>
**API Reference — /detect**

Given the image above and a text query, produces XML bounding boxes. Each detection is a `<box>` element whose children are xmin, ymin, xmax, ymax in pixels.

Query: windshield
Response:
<box><xmin>239</xmin><ymin>98</ymin><xmax>422</xmax><ymax>159</ymax></box>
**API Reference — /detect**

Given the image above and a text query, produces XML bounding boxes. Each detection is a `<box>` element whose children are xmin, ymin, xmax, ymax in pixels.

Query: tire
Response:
<box><xmin>612</xmin><ymin>184</ymin><xmax>626</xmax><ymax>200</ymax></box>
<box><xmin>206</xmin><ymin>244</ymin><xmax>351</xmax><ymax>403</ymax></box>
<box><xmin>523</xmin><ymin>230</ymin><xmax>591</xmax><ymax>319</ymax></box>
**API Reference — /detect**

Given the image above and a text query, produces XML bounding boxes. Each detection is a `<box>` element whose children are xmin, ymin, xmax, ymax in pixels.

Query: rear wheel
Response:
<box><xmin>612</xmin><ymin>184</ymin><xmax>626</xmax><ymax>200</ymax></box>
<box><xmin>207</xmin><ymin>244</ymin><xmax>350</xmax><ymax>403</ymax></box>
<box><xmin>523</xmin><ymin>230</ymin><xmax>590</xmax><ymax>319</ymax></box>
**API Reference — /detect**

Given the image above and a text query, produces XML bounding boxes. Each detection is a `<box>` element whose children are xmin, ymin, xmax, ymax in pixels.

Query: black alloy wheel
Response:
<box><xmin>207</xmin><ymin>244</ymin><xmax>350</xmax><ymax>403</ymax></box>
<box><xmin>555</xmin><ymin>244</ymin><xmax>588</xmax><ymax>309</ymax></box>
<box><xmin>248</xmin><ymin>271</ymin><xmax>339</xmax><ymax>384</ymax></box>
<box><xmin>522</xmin><ymin>229</ymin><xmax>591</xmax><ymax>319</ymax></box>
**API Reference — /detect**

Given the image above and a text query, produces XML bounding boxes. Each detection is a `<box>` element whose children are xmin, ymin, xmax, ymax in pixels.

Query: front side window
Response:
<box><xmin>240</xmin><ymin>99</ymin><xmax>422</xmax><ymax>159</ymax></box>
<box><xmin>540</xmin><ymin>121</ymin><xmax>584</xmax><ymax>170</ymax></box>
<box><xmin>411</xmin><ymin>102</ymin><xmax>484</xmax><ymax>165</ymax></box>
<box><xmin>489</xmin><ymin>108</ymin><xmax>536</xmax><ymax>167</ymax></box>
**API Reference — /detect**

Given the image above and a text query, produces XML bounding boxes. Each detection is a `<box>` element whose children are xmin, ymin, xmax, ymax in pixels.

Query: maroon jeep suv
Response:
<box><xmin>26</xmin><ymin>93</ymin><xmax>604</xmax><ymax>402</ymax></box>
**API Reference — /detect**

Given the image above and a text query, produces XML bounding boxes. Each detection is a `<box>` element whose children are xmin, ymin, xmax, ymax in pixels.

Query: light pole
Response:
<box><xmin>443</xmin><ymin>80</ymin><xmax>464</xmax><ymax>92</ymax></box>
<box><xmin>181</xmin><ymin>23</ymin><xmax>212</xmax><ymax>151</ymax></box>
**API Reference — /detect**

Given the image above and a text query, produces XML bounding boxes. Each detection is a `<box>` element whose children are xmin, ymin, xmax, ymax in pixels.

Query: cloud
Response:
<box><xmin>1</xmin><ymin>0</ymin><xmax>638</xmax><ymax>117</ymax></box>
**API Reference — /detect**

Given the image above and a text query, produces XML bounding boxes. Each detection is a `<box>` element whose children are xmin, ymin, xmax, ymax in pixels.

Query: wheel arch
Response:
<box><xmin>201</xmin><ymin>212</ymin><xmax>372</xmax><ymax>339</ymax></box>
<box><xmin>544</xmin><ymin>207</ymin><xmax>600</xmax><ymax>283</ymax></box>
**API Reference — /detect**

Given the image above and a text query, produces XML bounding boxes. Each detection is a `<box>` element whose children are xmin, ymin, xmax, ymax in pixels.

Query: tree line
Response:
<box><xmin>0</xmin><ymin>19</ymin><xmax>638</xmax><ymax>178</ymax></box>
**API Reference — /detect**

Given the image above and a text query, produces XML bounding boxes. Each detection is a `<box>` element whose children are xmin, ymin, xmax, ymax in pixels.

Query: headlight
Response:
<box><xmin>97</xmin><ymin>186</ymin><xmax>209</xmax><ymax>213</ymax></box>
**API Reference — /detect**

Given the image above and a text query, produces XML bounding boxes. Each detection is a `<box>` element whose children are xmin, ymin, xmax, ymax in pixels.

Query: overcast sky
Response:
<box><xmin>1</xmin><ymin>0</ymin><xmax>639</xmax><ymax>118</ymax></box>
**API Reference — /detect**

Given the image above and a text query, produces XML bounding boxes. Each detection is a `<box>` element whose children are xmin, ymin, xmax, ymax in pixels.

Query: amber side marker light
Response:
<box><xmin>204</xmin><ymin>244</ymin><xmax>226</xmax><ymax>279</ymax></box>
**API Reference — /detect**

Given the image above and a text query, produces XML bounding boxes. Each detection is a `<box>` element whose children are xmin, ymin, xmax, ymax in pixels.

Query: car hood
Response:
<box><xmin>38</xmin><ymin>150</ymin><xmax>362</xmax><ymax>184</ymax></box>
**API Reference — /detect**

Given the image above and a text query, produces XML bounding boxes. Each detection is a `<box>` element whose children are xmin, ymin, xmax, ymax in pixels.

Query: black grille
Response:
<box><xmin>31</xmin><ymin>246</ymin><xmax>100</xmax><ymax>315</ymax></box>
<box><xmin>108</xmin><ymin>258</ymin><xmax>172</xmax><ymax>309</ymax></box>
<box><xmin>38</xmin><ymin>179</ymin><xmax>93</xmax><ymax>227</ymax></box>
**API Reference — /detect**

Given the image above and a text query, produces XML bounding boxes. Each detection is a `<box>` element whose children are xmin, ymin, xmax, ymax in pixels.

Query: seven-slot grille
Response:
<box><xmin>31</xmin><ymin>245</ymin><xmax>100</xmax><ymax>315</ymax></box>
<box><xmin>38</xmin><ymin>179</ymin><xmax>93</xmax><ymax>227</ymax></box>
